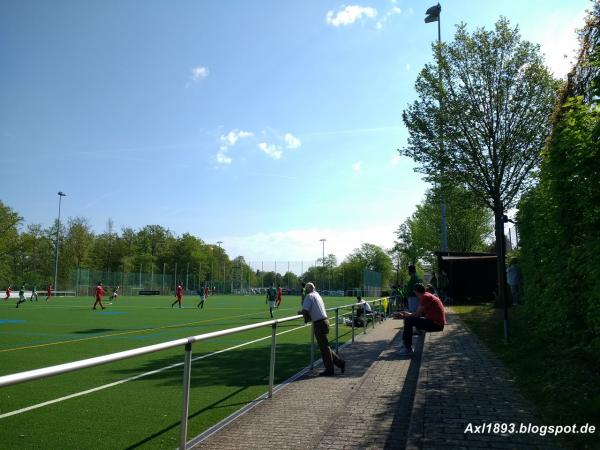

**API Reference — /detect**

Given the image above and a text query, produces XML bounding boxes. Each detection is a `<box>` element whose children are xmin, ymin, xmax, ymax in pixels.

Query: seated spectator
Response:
<box><xmin>397</xmin><ymin>283</ymin><xmax>446</xmax><ymax>356</ymax></box>
<box><xmin>354</xmin><ymin>296</ymin><xmax>372</xmax><ymax>326</ymax></box>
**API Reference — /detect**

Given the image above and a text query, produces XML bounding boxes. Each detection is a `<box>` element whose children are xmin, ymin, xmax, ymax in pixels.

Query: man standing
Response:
<box><xmin>171</xmin><ymin>281</ymin><xmax>183</xmax><ymax>308</ymax></box>
<box><xmin>397</xmin><ymin>284</ymin><xmax>445</xmax><ymax>356</ymax></box>
<box><xmin>30</xmin><ymin>284</ymin><xmax>38</xmax><ymax>301</ymax></box>
<box><xmin>45</xmin><ymin>283</ymin><xmax>52</xmax><ymax>301</ymax></box>
<box><xmin>404</xmin><ymin>265</ymin><xmax>421</xmax><ymax>313</ymax></box>
<box><xmin>93</xmin><ymin>281</ymin><xmax>106</xmax><ymax>310</ymax></box>
<box><xmin>4</xmin><ymin>285</ymin><xmax>12</xmax><ymax>301</ymax></box>
<box><xmin>276</xmin><ymin>284</ymin><xmax>283</xmax><ymax>308</ymax></box>
<box><xmin>197</xmin><ymin>285</ymin><xmax>206</xmax><ymax>309</ymax></box>
<box><xmin>266</xmin><ymin>284</ymin><xmax>277</xmax><ymax>318</ymax></box>
<box><xmin>507</xmin><ymin>258</ymin><xmax>521</xmax><ymax>306</ymax></box>
<box><xmin>299</xmin><ymin>282</ymin><xmax>345</xmax><ymax>376</ymax></box>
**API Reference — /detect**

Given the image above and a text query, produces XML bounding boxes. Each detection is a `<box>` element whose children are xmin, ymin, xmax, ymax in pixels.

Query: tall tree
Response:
<box><xmin>402</xmin><ymin>18</ymin><xmax>558</xmax><ymax>336</ymax></box>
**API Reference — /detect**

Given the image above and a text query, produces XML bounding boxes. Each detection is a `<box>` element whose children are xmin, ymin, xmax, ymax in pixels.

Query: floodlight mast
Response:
<box><xmin>424</xmin><ymin>3</ymin><xmax>448</xmax><ymax>254</ymax></box>
<box><xmin>53</xmin><ymin>192</ymin><xmax>67</xmax><ymax>294</ymax></box>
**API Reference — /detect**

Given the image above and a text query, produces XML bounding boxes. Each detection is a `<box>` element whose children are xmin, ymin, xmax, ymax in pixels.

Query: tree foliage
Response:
<box><xmin>395</xmin><ymin>186</ymin><xmax>493</xmax><ymax>267</ymax></box>
<box><xmin>402</xmin><ymin>17</ymin><xmax>558</xmax><ymax>312</ymax></box>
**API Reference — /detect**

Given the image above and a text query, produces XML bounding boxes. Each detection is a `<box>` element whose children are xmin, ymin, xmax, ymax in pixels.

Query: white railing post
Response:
<box><xmin>310</xmin><ymin>322</ymin><xmax>315</xmax><ymax>369</ymax></box>
<box><xmin>351</xmin><ymin>305</ymin><xmax>355</xmax><ymax>342</ymax></box>
<box><xmin>179</xmin><ymin>342</ymin><xmax>193</xmax><ymax>450</ymax></box>
<box><xmin>268</xmin><ymin>322</ymin><xmax>277</xmax><ymax>398</ymax></box>
<box><xmin>335</xmin><ymin>308</ymin><xmax>339</xmax><ymax>352</ymax></box>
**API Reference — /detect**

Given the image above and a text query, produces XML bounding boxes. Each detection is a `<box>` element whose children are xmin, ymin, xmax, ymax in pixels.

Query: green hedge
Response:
<box><xmin>518</xmin><ymin>95</ymin><xmax>599</xmax><ymax>362</ymax></box>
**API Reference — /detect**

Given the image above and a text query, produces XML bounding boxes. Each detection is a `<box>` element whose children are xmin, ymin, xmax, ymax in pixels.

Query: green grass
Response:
<box><xmin>453</xmin><ymin>303</ymin><xmax>600</xmax><ymax>450</ymax></box>
<box><xmin>0</xmin><ymin>294</ymin><xmax>364</xmax><ymax>449</ymax></box>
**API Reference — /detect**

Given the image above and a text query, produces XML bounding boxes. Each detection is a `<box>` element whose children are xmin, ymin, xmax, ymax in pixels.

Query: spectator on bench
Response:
<box><xmin>354</xmin><ymin>296</ymin><xmax>372</xmax><ymax>327</ymax></box>
<box><xmin>397</xmin><ymin>283</ymin><xmax>446</xmax><ymax>356</ymax></box>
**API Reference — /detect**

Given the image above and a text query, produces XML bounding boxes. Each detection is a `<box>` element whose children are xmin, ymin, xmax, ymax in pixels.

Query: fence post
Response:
<box><xmin>351</xmin><ymin>305</ymin><xmax>355</xmax><ymax>343</ymax></box>
<box><xmin>269</xmin><ymin>322</ymin><xmax>277</xmax><ymax>398</ymax></box>
<box><xmin>364</xmin><ymin>307</ymin><xmax>367</xmax><ymax>335</ymax></box>
<box><xmin>335</xmin><ymin>308</ymin><xmax>339</xmax><ymax>352</ymax></box>
<box><xmin>372</xmin><ymin>302</ymin><xmax>376</xmax><ymax>329</ymax></box>
<box><xmin>310</xmin><ymin>322</ymin><xmax>315</xmax><ymax>370</ymax></box>
<box><xmin>179</xmin><ymin>342</ymin><xmax>193</xmax><ymax>450</ymax></box>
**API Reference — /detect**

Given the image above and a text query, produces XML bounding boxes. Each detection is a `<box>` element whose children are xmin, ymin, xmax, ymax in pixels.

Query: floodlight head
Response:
<box><xmin>58</xmin><ymin>191</ymin><xmax>66</xmax><ymax>197</ymax></box>
<box><xmin>424</xmin><ymin>3</ymin><xmax>441</xmax><ymax>23</ymax></box>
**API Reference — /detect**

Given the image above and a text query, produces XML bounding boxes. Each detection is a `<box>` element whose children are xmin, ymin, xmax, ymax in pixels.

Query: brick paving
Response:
<box><xmin>406</xmin><ymin>310</ymin><xmax>559</xmax><ymax>450</ymax></box>
<box><xmin>191</xmin><ymin>311</ymin><xmax>559</xmax><ymax>450</ymax></box>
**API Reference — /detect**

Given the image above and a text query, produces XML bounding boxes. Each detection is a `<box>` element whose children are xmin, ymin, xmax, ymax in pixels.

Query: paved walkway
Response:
<box><xmin>407</xmin><ymin>311</ymin><xmax>559</xmax><ymax>450</ymax></box>
<box><xmin>190</xmin><ymin>312</ymin><xmax>558</xmax><ymax>450</ymax></box>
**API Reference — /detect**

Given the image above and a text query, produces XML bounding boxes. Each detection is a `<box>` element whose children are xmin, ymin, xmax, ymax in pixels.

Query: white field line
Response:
<box><xmin>0</xmin><ymin>322</ymin><xmax>309</xmax><ymax>419</ymax></box>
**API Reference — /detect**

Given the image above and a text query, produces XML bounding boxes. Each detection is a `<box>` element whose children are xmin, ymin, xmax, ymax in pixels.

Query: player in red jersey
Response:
<box><xmin>204</xmin><ymin>285</ymin><xmax>209</xmax><ymax>300</ymax></box>
<box><xmin>171</xmin><ymin>281</ymin><xmax>184</xmax><ymax>308</ymax></box>
<box><xmin>45</xmin><ymin>283</ymin><xmax>52</xmax><ymax>301</ymax></box>
<box><xmin>276</xmin><ymin>284</ymin><xmax>283</xmax><ymax>308</ymax></box>
<box><xmin>4</xmin><ymin>285</ymin><xmax>12</xmax><ymax>301</ymax></box>
<box><xmin>92</xmin><ymin>281</ymin><xmax>106</xmax><ymax>310</ymax></box>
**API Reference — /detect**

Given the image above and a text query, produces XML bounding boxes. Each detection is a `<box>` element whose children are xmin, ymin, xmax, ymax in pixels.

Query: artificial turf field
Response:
<box><xmin>0</xmin><ymin>294</ymin><xmax>365</xmax><ymax>449</ymax></box>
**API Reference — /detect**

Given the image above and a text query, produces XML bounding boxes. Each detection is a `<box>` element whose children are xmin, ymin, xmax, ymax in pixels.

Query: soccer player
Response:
<box><xmin>93</xmin><ymin>281</ymin><xmax>106</xmax><ymax>310</ymax></box>
<box><xmin>16</xmin><ymin>284</ymin><xmax>27</xmax><ymax>308</ymax></box>
<box><xmin>171</xmin><ymin>281</ymin><xmax>183</xmax><ymax>308</ymax></box>
<box><xmin>204</xmin><ymin>285</ymin><xmax>210</xmax><ymax>301</ymax></box>
<box><xmin>266</xmin><ymin>284</ymin><xmax>277</xmax><ymax>318</ymax></box>
<box><xmin>196</xmin><ymin>285</ymin><xmax>206</xmax><ymax>309</ymax></box>
<box><xmin>4</xmin><ymin>285</ymin><xmax>11</xmax><ymax>301</ymax></box>
<box><xmin>45</xmin><ymin>283</ymin><xmax>52</xmax><ymax>301</ymax></box>
<box><xmin>30</xmin><ymin>284</ymin><xmax>38</xmax><ymax>301</ymax></box>
<box><xmin>109</xmin><ymin>285</ymin><xmax>120</xmax><ymax>303</ymax></box>
<box><xmin>276</xmin><ymin>284</ymin><xmax>283</xmax><ymax>308</ymax></box>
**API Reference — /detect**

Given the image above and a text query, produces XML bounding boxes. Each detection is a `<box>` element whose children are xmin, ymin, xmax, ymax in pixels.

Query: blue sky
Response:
<box><xmin>0</xmin><ymin>0</ymin><xmax>590</xmax><ymax>261</ymax></box>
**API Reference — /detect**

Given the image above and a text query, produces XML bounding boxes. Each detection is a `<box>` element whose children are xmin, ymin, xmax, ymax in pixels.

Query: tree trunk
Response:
<box><xmin>494</xmin><ymin>207</ymin><xmax>509</xmax><ymax>342</ymax></box>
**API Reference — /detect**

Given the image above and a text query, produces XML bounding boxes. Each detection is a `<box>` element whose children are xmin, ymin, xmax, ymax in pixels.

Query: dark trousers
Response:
<box><xmin>313</xmin><ymin>319</ymin><xmax>344</xmax><ymax>373</ymax></box>
<box><xmin>403</xmin><ymin>316</ymin><xmax>443</xmax><ymax>348</ymax></box>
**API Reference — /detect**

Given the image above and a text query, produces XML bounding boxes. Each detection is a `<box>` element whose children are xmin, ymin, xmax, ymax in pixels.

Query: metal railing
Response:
<box><xmin>0</xmin><ymin>297</ymin><xmax>388</xmax><ymax>449</ymax></box>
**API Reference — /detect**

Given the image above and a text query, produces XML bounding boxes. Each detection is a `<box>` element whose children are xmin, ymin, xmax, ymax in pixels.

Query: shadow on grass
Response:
<box><xmin>114</xmin><ymin>335</ymin><xmax>395</xmax><ymax>448</ymax></box>
<box><xmin>72</xmin><ymin>328</ymin><xmax>118</xmax><ymax>334</ymax></box>
<box><xmin>123</xmin><ymin>386</ymin><xmax>251</xmax><ymax>449</ymax></box>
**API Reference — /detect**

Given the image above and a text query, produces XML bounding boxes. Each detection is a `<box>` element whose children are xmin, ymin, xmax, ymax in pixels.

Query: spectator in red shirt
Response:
<box><xmin>397</xmin><ymin>283</ymin><xmax>446</xmax><ymax>356</ymax></box>
<box><xmin>93</xmin><ymin>281</ymin><xmax>106</xmax><ymax>310</ymax></box>
<box><xmin>172</xmin><ymin>282</ymin><xmax>184</xmax><ymax>308</ymax></box>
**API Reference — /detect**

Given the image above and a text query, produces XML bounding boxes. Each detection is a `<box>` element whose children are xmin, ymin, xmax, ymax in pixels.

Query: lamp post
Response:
<box><xmin>320</xmin><ymin>238</ymin><xmax>326</xmax><ymax>290</ymax></box>
<box><xmin>53</xmin><ymin>192</ymin><xmax>66</xmax><ymax>293</ymax></box>
<box><xmin>425</xmin><ymin>3</ymin><xmax>448</xmax><ymax>254</ymax></box>
<box><xmin>217</xmin><ymin>241</ymin><xmax>223</xmax><ymax>293</ymax></box>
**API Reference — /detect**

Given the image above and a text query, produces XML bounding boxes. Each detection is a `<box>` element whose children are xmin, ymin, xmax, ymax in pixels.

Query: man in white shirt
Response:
<box><xmin>299</xmin><ymin>282</ymin><xmax>345</xmax><ymax>376</ymax></box>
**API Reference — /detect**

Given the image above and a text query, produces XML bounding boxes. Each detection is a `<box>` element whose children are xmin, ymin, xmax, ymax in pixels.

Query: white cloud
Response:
<box><xmin>352</xmin><ymin>161</ymin><xmax>362</xmax><ymax>173</ymax></box>
<box><xmin>258</xmin><ymin>142</ymin><xmax>283</xmax><ymax>160</ymax></box>
<box><xmin>326</xmin><ymin>5</ymin><xmax>377</xmax><ymax>27</ymax></box>
<box><xmin>218</xmin><ymin>224</ymin><xmax>399</xmax><ymax>263</ymax></box>
<box><xmin>528</xmin><ymin>12</ymin><xmax>583</xmax><ymax>79</ymax></box>
<box><xmin>216</xmin><ymin>129</ymin><xmax>253</xmax><ymax>165</ymax></box>
<box><xmin>284</xmin><ymin>132</ymin><xmax>301</xmax><ymax>149</ymax></box>
<box><xmin>389</xmin><ymin>154</ymin><xmax>401</xmax><ymax>166</ymax></box>
<box><xmin>219</xmin><ymin>129</ymin><xmax>253</xmax><ymax>150</ymax></box>
<box><xmin>216</xmin><ymin>151</ymin><xmax>232</xmax><ymax>165</ymax></box>
<box><xmin>191</xmin><ymin>66</ymin><xmax>209</xmax><ymax>82</ymax></box>
<box><xmin>375</xmin><ymin>5</ymin><xmax>401</xmax><ymax>30</ymax></box>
